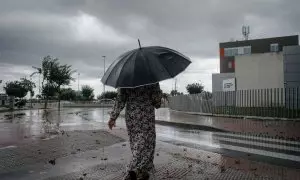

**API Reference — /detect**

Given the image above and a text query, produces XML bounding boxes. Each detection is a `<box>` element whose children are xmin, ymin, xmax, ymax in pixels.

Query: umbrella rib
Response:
<box><xmin>130</xmin><ymin>51</ymin><xmax>138</xmax><ymax>86</ymax></box>
<box><xmin>153</xmin><ymin>49</ymin><xmax>173</xmax><ymax>78</ymax></box>
<box><xmin>115</xmin><ymin>53</ymin><xmax>134</xmax><ymax>88</ymax></box>
<box><xmin>159</xmin><ymin>59</ymin><xmax>173</xmax><ymax>78</ymax></box>
<box><xmin>102</xmin><ymin>52</ymin><xmax>130</xmax><ymax>86</ymax></box>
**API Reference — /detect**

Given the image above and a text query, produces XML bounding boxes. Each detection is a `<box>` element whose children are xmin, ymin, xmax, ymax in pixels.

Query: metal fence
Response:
<box><xmin>169</xmin><ymin>92</ymin><xmax>213</xmax><ymax>114</ymax></box>
<box><xmin>169</xmin><ymin>87</ymin><xmax>300</xmax><ymax>119</ymax></box>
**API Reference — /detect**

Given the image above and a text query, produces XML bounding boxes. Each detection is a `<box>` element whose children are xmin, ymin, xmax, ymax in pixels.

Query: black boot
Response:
<box><xmin>124</xmin><ymin>171</ymin><xmax>137</xmax><ymax>180</ymax></box>
<box><xmin>136</xmin><ymin>171</ymin><xmax>150</xmax><ymax>180</ymax></box>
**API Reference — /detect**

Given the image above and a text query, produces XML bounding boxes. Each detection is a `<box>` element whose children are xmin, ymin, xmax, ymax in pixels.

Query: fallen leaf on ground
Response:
<box><xmin>220</xmin><ymin>166</ymin><xmax>226</xmax><ymax>173</ymax></box>
<box><xmin>48</xmin><ymin>159</ymin><xmax>56</xmax><ymax>165</ymax></box>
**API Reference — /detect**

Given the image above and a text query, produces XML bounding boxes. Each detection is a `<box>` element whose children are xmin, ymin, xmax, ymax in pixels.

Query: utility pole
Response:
<box><xmin>102</xmin><ymin>56</ymin><xmax>106</xmax><ymax>94</ymax></box>
<box><xmin>174</xmin><ymin>78</ymin><xmax>177</xmax><ymax>92</ymax></box>
<box><xmin>77</xmin><ymin>72</ymin><xmax>80</xmax><ymax>92</ymax></box>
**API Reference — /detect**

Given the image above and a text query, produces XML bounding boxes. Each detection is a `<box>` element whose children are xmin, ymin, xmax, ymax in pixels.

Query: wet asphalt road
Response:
<box><xmin>0</xmin><ymin>108</ymin><xmax>299</xmax><ymax>170</ymax></box>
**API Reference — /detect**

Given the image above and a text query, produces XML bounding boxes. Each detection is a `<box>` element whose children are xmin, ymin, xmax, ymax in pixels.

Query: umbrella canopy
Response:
<box><xmin>101</xmin><ymin>45</ymin><xmax>191</xmax><ymax>88</ymax></box>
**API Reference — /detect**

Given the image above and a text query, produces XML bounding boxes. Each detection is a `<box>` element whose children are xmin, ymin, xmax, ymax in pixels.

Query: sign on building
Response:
<box><xmin>222</xmin><ymin>78</ymin><xmax>236</xmax><ymax>91</ymax></box>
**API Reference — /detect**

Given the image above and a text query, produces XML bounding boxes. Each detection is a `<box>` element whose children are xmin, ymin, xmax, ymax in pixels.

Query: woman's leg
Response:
<box><xmin>125</xmin><ymin>107</ymin><xmax>156</xmax><ymax>178</ymax></box>
<box><xmin>135</xmin><ymin>109</ymin><xmax>156</xmax><ymax>178</ymax></box>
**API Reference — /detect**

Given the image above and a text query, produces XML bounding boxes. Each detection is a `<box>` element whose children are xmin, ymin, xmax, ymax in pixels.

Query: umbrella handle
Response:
<box><xmin>138</xmin><ymin>39</ymin><xmax>142</xmax><ymax>49</ymax></box>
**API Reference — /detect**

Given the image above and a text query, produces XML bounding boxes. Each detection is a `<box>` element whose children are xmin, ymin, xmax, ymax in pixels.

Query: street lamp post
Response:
<box><xmin>101</xmin><ymin>55</ymin><xmax>106</xmax><ymax>159</ymax></box>
<box><xmin>102</xmin><ymin>56</ymin><xmax>106</xmax><ymax>94</ymax></box>
<box><xmin>77</xmin><ymin>72</ymin><xmax>80</xmax><ymax>92</ymax></box>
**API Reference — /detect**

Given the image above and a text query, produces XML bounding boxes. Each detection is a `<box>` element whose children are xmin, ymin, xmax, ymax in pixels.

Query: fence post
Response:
<box><xmin>254</xmin><ymin>89</ymin><xmax>257</xmax><ymax>116</ymax></box>
<box><xmin>292</xmin><ymin>88</ymin><xmax>295</xmax><ymax>118</ymax></box>
<box><xmin>275</xmin><ymin>88</ymin><xmax>278</xmax><ymax>118</ymax></box>
<box><xmin>281</xmin><ymin>88</ymin><xmax>284</xmax><ymax>118</ymax></box>
<box><xmin>297</xmin><ymin>87</ymin><xmax>299</xmax><ymax>118</ymax></box>
<box><xmin>241</xmin><ymin>90</ymin><xmax>244</xmax><ymax>115</ymax></box>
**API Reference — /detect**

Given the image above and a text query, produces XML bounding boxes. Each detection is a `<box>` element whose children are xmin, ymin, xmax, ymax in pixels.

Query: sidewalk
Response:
<box><xmin>155</xmin><ymin>108</ymin><xmax>300</xmax><ymax>141</ymax></box>
<box><xmin>1</xmin><ymin>128</ymin><xmax>297</xmax><ymax>180</ymax></box>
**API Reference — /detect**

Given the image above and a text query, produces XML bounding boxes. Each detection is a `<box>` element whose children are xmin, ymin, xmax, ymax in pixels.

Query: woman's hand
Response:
<box><xmin>108</xmin><ymin>119</ymin><xmax>116</xmax><ymax>130</ymax></box>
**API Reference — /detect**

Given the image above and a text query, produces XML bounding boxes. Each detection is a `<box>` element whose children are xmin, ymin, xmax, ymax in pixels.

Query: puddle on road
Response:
<box><xmin>3</xmin><ymin>112</ymin><xmax>26</xmax><ymax>121</ymax></box>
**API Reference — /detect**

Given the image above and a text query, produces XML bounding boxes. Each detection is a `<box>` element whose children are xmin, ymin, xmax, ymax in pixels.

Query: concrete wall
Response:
<box><xmin>0</xmin><ymin>95</ymin><xmax>9</xmax><ymax>106</ymax></box>
<box><xmin>212</xmin><ymin>73</ymin><xmax>236</xmax><ymax>106</ymax></box>
<box><xmin>62</xmin><ymin>101</ymin><xmax>114</xmax><ymax>108</ymax></box>
<box><xmin>25</xmin><ymin>102</ymin><xmax>59</xmax><ymax>109</ymax></box>
<box><xmin>284</xmin><ymin>46</ymin><xmax>300</xmax><ymax>87</ymax></box>
<box><xmin>220</xmin><ymin>35</ymin><xmax>299</xmax><ymax>54</ymax></box>
<box><xmin>283</xmin><ymin>46</ymin><xmax>300</xmax><ymax>109</ymax></box>
<box><xmin>212</xmin><ymin>73</ymin><xmax>235</xmax><ymax>92</ymax></box>
<box><xmin>235</xmin><ymin>52</ymin><xmax>284</xmax><ymax>90</ymax></box>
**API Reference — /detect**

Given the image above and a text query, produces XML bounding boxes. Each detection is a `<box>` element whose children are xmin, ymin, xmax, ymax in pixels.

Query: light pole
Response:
<box><xmin>102</xmin><ymin>56</ymin><xmax>106</xmax><ymax>94</ymax></box>
<box><xmin>0</xmin><ymin>80</ymin><xmax>2</xmax><ymax>94</ymax></box>
<box><xmin>77</xmin><ymin>72</ymin><xmax>80</xmax><ymax>92</ymax></box>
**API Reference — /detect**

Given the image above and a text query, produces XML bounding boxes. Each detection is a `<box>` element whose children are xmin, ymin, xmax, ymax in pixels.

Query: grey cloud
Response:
<box><xmin>0</xmin><ymin>0</ymin><xmax>299</xmax><ymax>94</ymax></box>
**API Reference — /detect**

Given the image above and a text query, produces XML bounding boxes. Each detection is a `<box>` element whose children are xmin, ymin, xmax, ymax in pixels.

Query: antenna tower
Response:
<box><xmin>242</xmin><ymin>26</ymin><xmax>250</xmax><ymax>40</ymax></box>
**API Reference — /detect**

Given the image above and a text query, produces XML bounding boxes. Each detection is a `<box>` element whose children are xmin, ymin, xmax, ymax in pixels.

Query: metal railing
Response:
<box><xmin>169</xmin><ymin>87</ymin><xmax>300</xmax><ymax>119</ymax></box>
<box><xmin>169</xmin><ymin>92</ymin><xmax>213</xmax><ymax>114</ymax></box>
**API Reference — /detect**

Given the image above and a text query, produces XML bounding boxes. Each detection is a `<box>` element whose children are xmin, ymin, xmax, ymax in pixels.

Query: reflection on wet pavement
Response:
<box><xmin>156</xmin><ymin>108</ymin><xmax>300</xmax><ymax>141</ymax></box>
<box><xmin>1</xmin><ymin>108</ymin><xmax>300</xmax><ymax>179</ymax></box>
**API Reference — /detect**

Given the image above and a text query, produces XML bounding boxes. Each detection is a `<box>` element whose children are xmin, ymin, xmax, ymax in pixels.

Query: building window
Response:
<box><xmin>228</xmin><ymin>61</ymin><xmax>232</xmax><ymax>69</ymax></box>
<box><xmin>224</xmin><ymin>46</ymin><xmax>251</xmax><ymax>57</ymax></box>
<box><xmin>243</xmin><ymin>46</ymin><xmax>251</xmax><ymax>54</ymax></box>
<box><xmin>270</xmin><ymin>43</ymin><xmax>279</xmax><ymax>52</ymax></box>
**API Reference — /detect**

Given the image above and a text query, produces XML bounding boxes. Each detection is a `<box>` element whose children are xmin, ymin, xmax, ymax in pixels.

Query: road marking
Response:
<box><xmin>212</xmin><ymin>131</ymin><xmax>300</xmax><ymax>145</ymax></box>
<box><xmin>214</xmin><ymin>136</ymin><xmax>300</xmax><ymax>152</ymax></box>
<box><xmin>0</xmin><ymin>145</ymin><xmax>17</xmax><ymax>150</ymax></box>
<box><xmin>157</xmin><ymin>133</ymin><xmax>300</xmax><ymax>162</ymax></box>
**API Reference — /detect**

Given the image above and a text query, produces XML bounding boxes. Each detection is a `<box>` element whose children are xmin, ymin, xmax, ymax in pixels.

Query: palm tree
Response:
<box><xmin>30</xmin><ymin>66</ymin><xmax>42</xmax><ymax>97</ymax></box>
<box><xmin>41</xmin><ymin>56</ymin><xmax>59</xmax><ymax>109</ymax></box>
<box><xmin>51</xmin><ymin>64</ymin><xmax>75</xmax><ymax>109</ymax></box>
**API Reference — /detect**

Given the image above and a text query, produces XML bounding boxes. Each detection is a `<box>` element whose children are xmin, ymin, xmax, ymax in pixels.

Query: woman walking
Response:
<box><xmin>108</xmin><ymin>83</ymin><xmax>162</xmax><ymax>180</ymax></box>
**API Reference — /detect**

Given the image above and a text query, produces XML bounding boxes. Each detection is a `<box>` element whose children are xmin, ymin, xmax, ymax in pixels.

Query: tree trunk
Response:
<box><xmin>30</xmin><ymin>94</ymin><xmax>33</xmax><ymax>108</ymax></box>
<box><xmin>44</xmin><ymin>96</ymin><xmax>48</xmax><ymax>109</ymax></box>
<box><xmin>58</xmin><ymin>88</ymin><xmax>61</xmax><ymax>110</ymax></box>
<box><xmin>58</xmin><ymin>97</ymin><xmax>61</xmax><ymax>110</ymax></box>
<box><xmin>9</xmin><ymin>96</ymin><xmax>15</xmax><ymax>110</ymax></box>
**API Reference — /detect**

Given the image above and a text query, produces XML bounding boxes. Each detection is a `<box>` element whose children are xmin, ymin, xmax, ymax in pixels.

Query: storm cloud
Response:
<box><xmin>0</xmin><ymin>0</ymin><xmax>299</xmax><ymax>95</ymax></box>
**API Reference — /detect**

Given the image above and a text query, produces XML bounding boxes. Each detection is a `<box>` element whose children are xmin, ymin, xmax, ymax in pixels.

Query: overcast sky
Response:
<box><xmin>0</xmin><ymin>0</ymin><xmax>299</xmax><ymax>96</ymax></box>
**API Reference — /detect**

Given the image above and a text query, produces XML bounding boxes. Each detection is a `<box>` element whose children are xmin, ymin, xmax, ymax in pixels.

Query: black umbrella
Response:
<box><xmin>101</xmin><ymin>40</ymin><xmax>191</xmax><ymax>88</ymax></box>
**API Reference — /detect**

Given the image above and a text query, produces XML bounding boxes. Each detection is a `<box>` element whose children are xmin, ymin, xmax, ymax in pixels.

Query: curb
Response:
<box><xmin>155</xmin><ymin>120</ymin><xmax>229</xmax><ymax>132</ymax></box>
<box><xmin>169</xmin><ymin>109</ymin><xmax>300</xmax><ymax>121</ymax></box>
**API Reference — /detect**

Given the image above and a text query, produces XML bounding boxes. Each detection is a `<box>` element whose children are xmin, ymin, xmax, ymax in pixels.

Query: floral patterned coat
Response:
<box><xmin>110</xmin><ymin>83</ymin><xmax>162</xmax><ymax>174</ymax></box>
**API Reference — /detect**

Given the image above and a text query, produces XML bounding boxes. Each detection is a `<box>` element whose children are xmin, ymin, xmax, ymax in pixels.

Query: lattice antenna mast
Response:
<box><xmin>242</xmin><ymin>26</ymin><xmax>250</xmax><ymax>40</ymax></box>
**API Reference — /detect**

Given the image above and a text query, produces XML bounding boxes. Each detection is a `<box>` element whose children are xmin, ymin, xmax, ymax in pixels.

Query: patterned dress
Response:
<box><xmin>110</xmin><ymin>83</ymin><xmax>162</xmax><ymax>176</ymax></box>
